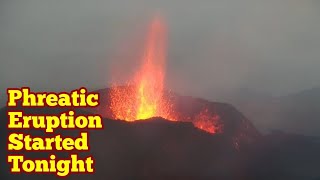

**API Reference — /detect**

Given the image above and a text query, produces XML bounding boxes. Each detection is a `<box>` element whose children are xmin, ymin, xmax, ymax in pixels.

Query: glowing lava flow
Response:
<box><xmin>193</xmin><ymin>108</ymin><xmax>223</xmax><ymax>134</ymax></box>
<box><xmin>109</xmin><ymin>16</ymin><xmax>174</xmax><ymax>121</ymax></box>
<box><xmin>109</xmin><ymin>16</ymin><xmax>221</xmax><ymax>134</ymax></box>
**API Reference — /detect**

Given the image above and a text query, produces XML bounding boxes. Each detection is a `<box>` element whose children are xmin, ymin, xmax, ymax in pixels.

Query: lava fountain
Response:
<box><xmin>109</xmin><ymin>16</ymin><xmax>174</xmax><ymax>121</ymax></box>
<box><xmin>109</xmin><ymin>16</ymin><xmax>221</xmax><ymax>134</ymax></box>
<box><xmin>134</xmin><ymin>17</ymin><xmax>170</xmax><ymax>120</ymax></box>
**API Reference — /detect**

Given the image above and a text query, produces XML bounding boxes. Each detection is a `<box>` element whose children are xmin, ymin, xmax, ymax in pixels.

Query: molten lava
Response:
<box><xmin>194</xmin><ymin>108</ymin><xmax>223</xmax><ymax>134</ymax></box>
<box><xmin>109</xmin><ymin>16</ymin><xmax>222</xmax><ymax>134</ymax></box>
<box><xmin>134</xmin><ymin>17</ymin><xmax>168</xmax><ymax>120</ymax></box>
<box><xmin>110</xmin><ymin>16</ymin><xmax>174</xmax><ymax>121</ymax></box>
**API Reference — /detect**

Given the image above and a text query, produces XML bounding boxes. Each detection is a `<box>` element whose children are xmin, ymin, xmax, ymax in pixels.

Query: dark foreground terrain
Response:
<box><xmin>1</xmin><ymin>95</ymin><xmax>320</xmax><ymax>180</ymax></box>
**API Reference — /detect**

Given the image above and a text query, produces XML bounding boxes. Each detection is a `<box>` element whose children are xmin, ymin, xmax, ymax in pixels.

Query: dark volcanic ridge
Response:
<box><xmin>1</xmin><ymin>87</ymin><xmax>320</xmax><ymax>180</ymax></box>
<box><xmin>90</xmin><ymin>87</ymin><xmax>261</xmax><ymax>147</ymax></box>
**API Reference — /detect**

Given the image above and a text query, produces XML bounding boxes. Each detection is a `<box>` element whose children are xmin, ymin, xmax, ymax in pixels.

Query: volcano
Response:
<box><xmin>89</xmin><ymin>87</ymin><xmax>261</xmax><ymax>149</ymax></box>
<box><xmin>3</xmin><ymin>93</ymin><xmax>320</xmax><ymax>180</ymax></box>
<box><xmin>1</xmin><ymin>95</ymin><xmax>261</xmax><ymax>179</ymax></box>
<box><xmin>92</xmin><ymin>16</ymin><xmax>260</xmax><ymax>148</ymax></box>
<box><xmin>2</xmin><ymin>16</ymin><xmax>319</xmax><ymax>180</ymax></box>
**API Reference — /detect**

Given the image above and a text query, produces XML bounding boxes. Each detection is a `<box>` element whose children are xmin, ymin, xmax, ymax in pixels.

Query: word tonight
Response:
<box><xmin>8</xmin><ymin>154</ymin><xmax>94</xmax><ymax>177</ymax></box>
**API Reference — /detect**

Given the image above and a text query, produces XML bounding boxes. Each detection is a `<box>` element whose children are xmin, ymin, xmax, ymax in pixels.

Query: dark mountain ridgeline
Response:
<box><xmin>0</xmin><ymin>88</ymin><xmax>319</xmax><ymax>180</ymax></box>
<box><xmin>228</xmin><ymin>87</ymin><xmax>320</xmax><ymax>136</ymax></box>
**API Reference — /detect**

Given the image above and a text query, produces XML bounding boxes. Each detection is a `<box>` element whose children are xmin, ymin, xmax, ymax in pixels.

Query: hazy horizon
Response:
<box><xmin>1</xmin><ymin>0</ymin><xmax>320</xmax><ymax>100</ymax></box>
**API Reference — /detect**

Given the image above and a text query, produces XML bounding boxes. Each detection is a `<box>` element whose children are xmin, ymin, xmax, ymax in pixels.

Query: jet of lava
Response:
<box><xmin>109</xmin><ymin>16</ymin><xmax>174</xmax><ymax>121</ymax></box>
<box><xmin>109</xmin><ymin>16</ymin><xmax>221</xmax><ymax>134</ymax></box>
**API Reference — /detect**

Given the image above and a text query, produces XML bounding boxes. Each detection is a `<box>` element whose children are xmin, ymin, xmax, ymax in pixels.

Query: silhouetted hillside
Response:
<box><xmin>1</xmin><ymin>89</ymin><xmax>320</xmax><ymax>180</ymax></box>
<box><xmin>229</xmin><ymin>87</ymin><xmax>320</xmax><ymax>136</ymax></box>
<box><xmin>91</xmin><ymin>87</ymin><xmax>261</xmax><ymax>147</ymax></box>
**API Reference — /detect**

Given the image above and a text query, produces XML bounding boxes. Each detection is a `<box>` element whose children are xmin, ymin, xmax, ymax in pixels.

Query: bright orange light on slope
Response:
<box><xmin>193</xmin><ymin>108</ymin><xmax>223</xmax><ymax>134</ymax></box>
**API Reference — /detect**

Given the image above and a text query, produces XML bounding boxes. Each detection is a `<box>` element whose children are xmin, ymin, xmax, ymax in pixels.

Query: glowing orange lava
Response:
<box><xmin>193</xmin><ymin>108</ymin><xmax>223</xmax><ymax>134</ymax></box>
<box><xmin>134</xmin><ymin>17</ymin><xmax>168</xmax><ymax>120</ymax></box>
<box><xmin>109</xmin><ymin>16</ymin><xmax>222</xmax><ymax>134</ymax></box>
<box><xmin>110</xmin><ymin>16</ymin><xmax>174</xmax><ymax>121</ymax></box>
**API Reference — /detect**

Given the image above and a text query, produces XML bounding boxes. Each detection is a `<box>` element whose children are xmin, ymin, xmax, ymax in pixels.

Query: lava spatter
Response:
<box><xmin>109</xmin><ymin>16</ymin><xmax>222</xmax><ymax>134</ymax></box>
